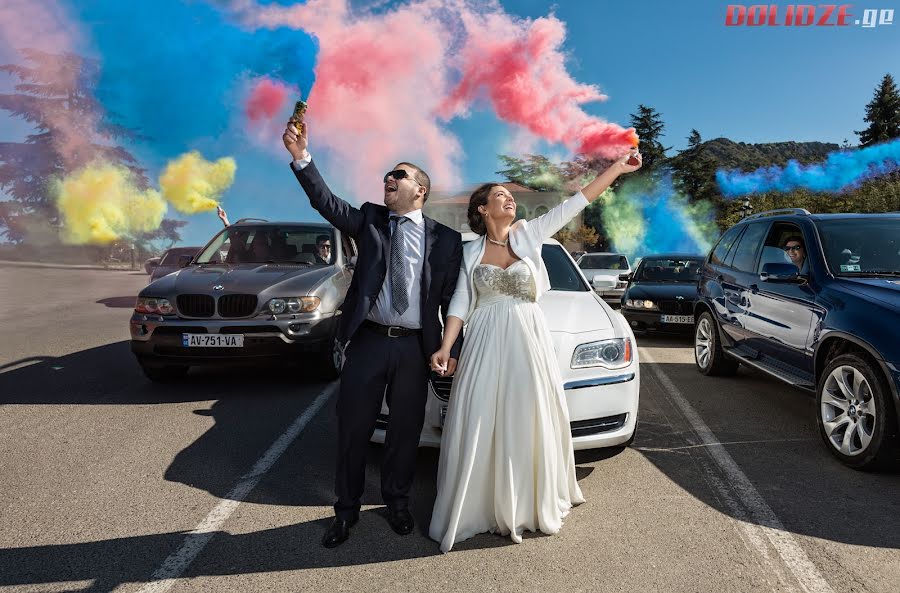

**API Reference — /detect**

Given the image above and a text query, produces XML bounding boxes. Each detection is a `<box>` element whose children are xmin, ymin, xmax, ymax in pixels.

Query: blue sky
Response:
<box><xmin>1</xmin><ymin>0</ymin><xmax>898</xmax><ymax>245</ymax></box>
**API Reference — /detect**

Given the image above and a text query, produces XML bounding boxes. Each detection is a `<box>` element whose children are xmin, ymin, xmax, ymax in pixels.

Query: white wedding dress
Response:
<box><xmin>429</xmin><ymin>260</ymin><xmax>584</xmax><ymax>553</ymax></box>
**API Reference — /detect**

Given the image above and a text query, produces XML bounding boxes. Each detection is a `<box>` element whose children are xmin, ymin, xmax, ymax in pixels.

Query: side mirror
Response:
<box><xmin>618</xmin><ymin>273</ymin><xmax>631</xmax><ymax>282</ymax></box>
<box><xmin>177</xmin><ymin>254</ymin><xmax>193</xmax><ymax>268</ymax></box>
<box><xmin>760</xmin><ymin>262</ymin><xmax>801</xmax><ymax>283</ymax></box>
<box><xmin>592</xmin><ymin>275</ymin><xmax>617</xmax><ymax>290</ymax></box>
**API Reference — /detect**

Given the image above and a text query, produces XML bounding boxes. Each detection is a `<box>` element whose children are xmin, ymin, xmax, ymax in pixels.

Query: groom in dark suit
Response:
<box><xmin>283</xmin><ymin>118</ymin><xmax>463</xmax><ymax>548</ymax></box>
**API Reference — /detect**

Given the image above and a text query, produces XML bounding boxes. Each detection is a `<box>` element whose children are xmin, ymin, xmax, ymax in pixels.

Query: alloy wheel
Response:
<box><xmin>821</xmin><ymin>365</ymin><xmax>877</xmax><ymax>456</ymax></box>
<box><xmin>695</xmin><ymin>317</ymin><xmax>712</xmax><ymax>370</ymax></box>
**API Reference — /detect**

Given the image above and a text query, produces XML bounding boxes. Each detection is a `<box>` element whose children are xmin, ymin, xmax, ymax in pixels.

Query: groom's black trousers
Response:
<box><xmin>334</xmin><ymin>325</ymin><xmax>429</xmax><ymax>521</ymax></box>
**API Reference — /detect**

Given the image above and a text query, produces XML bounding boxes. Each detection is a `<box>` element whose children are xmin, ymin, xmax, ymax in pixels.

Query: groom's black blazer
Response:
<box><xmin>292</xmin><ymin>160</ymin><xmax>463</xmax><ymax>359</ymax></box>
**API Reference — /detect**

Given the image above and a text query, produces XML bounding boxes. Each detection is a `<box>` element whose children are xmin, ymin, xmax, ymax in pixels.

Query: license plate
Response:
<box><xmin>662</xmin><ymin>315</ymin><xmax>694</xmax><ymax>324</ymax></box>
<box><xmin>440</xmin><ymin>405</ymin><xmax>448</xmax><ymax>427</ymax></box>
<box><xmin>182</xmin><ymin>333</ymin><xmax>244</xmax><ymax>347</ymax></box>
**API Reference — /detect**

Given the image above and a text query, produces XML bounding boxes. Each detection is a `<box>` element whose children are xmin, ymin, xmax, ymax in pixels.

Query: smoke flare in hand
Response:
<box><xmin>160</xmin><ymin>151</ymin><xmax>237</xmax><ymax>214</ymax></box>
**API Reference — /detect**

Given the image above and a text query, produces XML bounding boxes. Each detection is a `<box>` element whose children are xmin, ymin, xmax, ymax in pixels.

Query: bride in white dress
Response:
<box><xmin>428</xmin><ymin>149</ymin><xmax>642</xmax><ymax>552</ymax></box>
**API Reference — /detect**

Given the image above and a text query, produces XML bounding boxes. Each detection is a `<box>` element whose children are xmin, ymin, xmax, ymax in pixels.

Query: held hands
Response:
<box><xmin>430</xmin><ymin>349</ymin><xmax>458</xmax><ymax>377</ymax></box>
<box><xmin>282</xmin><ymin>118</ymin><xmax>309</xmax><ymax>161</ymax></box>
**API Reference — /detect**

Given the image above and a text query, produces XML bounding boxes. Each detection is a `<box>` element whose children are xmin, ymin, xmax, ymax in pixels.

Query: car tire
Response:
<box><xmin>316</xmin><ymin>337</ymin><xmax>343</xmax><ymax>380</ymax></box>
<box><xmin>139</xmin><ymin>361</ymin><xmax>189</xmax><ymax>382</ymax></box>
<box><xmin>816</xmin><ymin>353</ymin><xmax>899</xmax><ymax>471</ymax></box>
<box><xmin>694</xmin><ymin>311</ymin><xmax>739</xmax><ymax>376</ymax></box>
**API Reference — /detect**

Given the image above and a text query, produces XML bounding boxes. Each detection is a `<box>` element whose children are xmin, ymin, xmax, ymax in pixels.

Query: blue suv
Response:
<box><xmin>694</xmin><ymin>209</ymin><xmax>900</xmax><ymax>470</ymax></box>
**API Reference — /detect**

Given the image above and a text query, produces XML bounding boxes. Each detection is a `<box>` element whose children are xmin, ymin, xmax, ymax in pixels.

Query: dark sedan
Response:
<box><xmin>621</xmin><ymin>254</ymin><xmax>705</xmax><ymax>334</ymax></box>
<box><xmin>149</xmin><ymin>246</ymin><xmax>203</xmax><ymax>283</ymax></box>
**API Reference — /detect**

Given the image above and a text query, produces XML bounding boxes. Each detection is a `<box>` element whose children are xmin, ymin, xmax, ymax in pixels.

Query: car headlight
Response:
<box><xmin>625</xmin><ymin>299</ymin><xmax>658</xmax><ymax>310</ymax></box>
<box><xmin>135</xmin><ymin>297</ymin><xmax>174</xmax><ymax>315</ymax></box>
<box><xmin>267</xmin><ymin>296</ymin><xmax>320</xmax><ymax>314</ymax></box>
<box><xmin>571</xmin><ymin>338</ymin><xmax>633</xmax><ymax>369</ymax></box>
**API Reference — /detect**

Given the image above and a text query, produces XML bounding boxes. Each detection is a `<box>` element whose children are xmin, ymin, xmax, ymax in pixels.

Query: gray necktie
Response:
<box><xmin>390</xmin><ymin>216</ymin><xmax>409</xmax><ymax>315</ymax></box>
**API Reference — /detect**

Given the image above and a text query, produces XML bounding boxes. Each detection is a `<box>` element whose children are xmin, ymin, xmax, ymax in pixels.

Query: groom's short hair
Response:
<box><xmin>396</xmin><ymin>161</ymin><xmax>431</xmax><ymax>202</ymax></box>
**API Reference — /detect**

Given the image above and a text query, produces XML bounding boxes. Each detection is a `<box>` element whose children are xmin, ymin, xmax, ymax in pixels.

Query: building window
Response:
<box><xmin>515</xmin><ymin>205</ymin><xmax>527</xmax><ymax>221</ymax></box>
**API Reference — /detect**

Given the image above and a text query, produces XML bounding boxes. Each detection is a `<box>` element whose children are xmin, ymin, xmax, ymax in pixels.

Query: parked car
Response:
<box><xmin>694</xmin><ymin>208</ymin><xmax>900</xmax><ymax>469</ymax></box>
<box><xmin>144</xmin><ymin>256</ymin><xmax>161</xmax><ymax>275</ymax></box>
<box><xmin>621</xmin><ymin>254</ymin><xmax>705</xmax><ymax>334</ymax></box>
<box><xmin>372</xmin><ymin>237</ymin><xmax>640</xmax><ymax>451</ymax></box>
<box><xmin>149</xmin><ymin>246</ymin><xmax>203</xmax><ymax>283</ymax></box>
<box><xmin>576</xmin><ymin>252</ymin><xmax>631</xmax><ymax>304</ymax></box>
<box><xmin>130</xmin><ymin>221</ymin><xmax>355</xmax><ymax>381</ymax></box>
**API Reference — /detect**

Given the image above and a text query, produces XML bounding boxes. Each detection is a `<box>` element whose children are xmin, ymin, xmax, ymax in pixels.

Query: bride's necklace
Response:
<box><xmin>486</xmin><ymin>234</ymin><xmax>508</xmax><ymax>247</ymax></box>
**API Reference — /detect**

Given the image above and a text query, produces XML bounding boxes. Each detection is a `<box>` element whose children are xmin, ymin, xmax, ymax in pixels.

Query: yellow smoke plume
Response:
<box><xmin>54</xmin><ymin>164</ymin><xmax>167</xmax><ymax>245</ymax></box>
<box><xmin>160</xmin><ymin>151</ymin><xmax>236</xmax><ymax>214</ymax></box>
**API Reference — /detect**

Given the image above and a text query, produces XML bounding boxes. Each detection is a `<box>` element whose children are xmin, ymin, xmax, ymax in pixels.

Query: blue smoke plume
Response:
<box><xmin>70</xmin><ymin>0</ymin><xmax>318</xmax><ymax>156</ymax></box>
<box><xmin>717</xmin><ymin>138</ymin><xmax>900</xmax><ymax>197</ymax></box>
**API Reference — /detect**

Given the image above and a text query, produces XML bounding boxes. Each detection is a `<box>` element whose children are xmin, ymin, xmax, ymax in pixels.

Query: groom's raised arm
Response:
<box><xmin>291</xmin><ymin>159</ymin><xmax>365</xmax><ymax>238</ymax></box>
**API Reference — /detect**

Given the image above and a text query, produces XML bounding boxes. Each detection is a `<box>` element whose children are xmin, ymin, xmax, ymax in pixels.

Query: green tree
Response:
<box><xmin>0</xmin><ymin>48</ymin><xmax>147</xmax><ymax>242</ymax></box>
<box><xmin>629</xmin><ymin>104</ymin><xmax>670</xmax><ymax>172</ymax></box>
<box><xmin>672</xmin><ymin>129</ymin><xmax>719</xmax><ymax>204</ymax></box>
<box><xmin>856</xmin><ymin>74</ymin><xmax>900</xmax><ymax>147</ymax></box>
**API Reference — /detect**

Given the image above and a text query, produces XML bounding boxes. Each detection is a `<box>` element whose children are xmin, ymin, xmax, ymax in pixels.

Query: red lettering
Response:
<box><xmin>795</xmin><ymin>4</ymin><xmax>816</xmax><ymax>25</ymax></box>
<box><xmin>817</xmin><ymin>4</ymin><xmax>836</xmax><ymax>25</ymax></box>
<box><xmin>786</xmin><ymin>4</ymin><xmax>795</xmax><ymax>25</ymax></box>
<box><xmin>836</xmin><ymin>4</ymin><xmax>853</xmax><ymax>25</ymax></box>
<box><xmin>768</xmin><ymin>4</ymin><xmax>780</xmax><ymax>25</ymax></box>
<box><xmin>747</xmin><ymin>5</ymin><xmax>768</xmax><ymax>25</ymax></box>
<box><xmin>726</xmin><ymin>5</ymin><xmax>747</xmax><ymax>25</ymax></box>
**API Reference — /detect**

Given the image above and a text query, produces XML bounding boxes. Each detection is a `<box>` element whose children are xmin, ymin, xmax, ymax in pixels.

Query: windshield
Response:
<box><xmin>817</xmin><ymin>218</ymin><xmax>900</xmax><ymax>276</ymax></box>
<box><xmin>636</xmin><ymin>257</ymin><xmax>704</xmax><ymax>282</ymax></box>
<box><xmin>195</xmin><ymin>226</ymin><xmax>336</xmax><ymax>265</ymax></box>
<box><xmin>579</xmin><ymin>254</ymin><xmax>628</xmax><ymax>270</ymax></box>
<box><xmin>160</xmin><ymin>248</ymin><xmax>198</xmax><ymax>265</ymax></box>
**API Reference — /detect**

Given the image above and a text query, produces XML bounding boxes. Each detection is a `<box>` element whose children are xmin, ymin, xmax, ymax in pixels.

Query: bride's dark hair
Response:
<box><xmin>467</xmin><ymin>183</ymin><xmax>502</xmax><ymax>236</ymax></box>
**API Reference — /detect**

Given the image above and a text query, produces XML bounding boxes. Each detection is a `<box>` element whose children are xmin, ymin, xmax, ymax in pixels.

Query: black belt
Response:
<box><xmin>362</xmin><ymin>319</ymin><xmax>422</xmax><ymax>338</ymax></box>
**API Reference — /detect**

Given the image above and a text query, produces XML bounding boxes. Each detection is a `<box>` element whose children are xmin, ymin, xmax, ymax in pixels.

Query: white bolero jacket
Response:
<box><xmin>447</xmin><ymin>191</ymin><xmax>590</xmax><ymax>323</ymax></box>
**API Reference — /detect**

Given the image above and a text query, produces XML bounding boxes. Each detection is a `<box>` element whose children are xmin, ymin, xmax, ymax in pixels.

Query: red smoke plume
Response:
<box><xmin>234</xmin><ymin>0</ymin><xmax>637</xmax><ymax>201</ymax></box>
<box><xmin>441</xmin><ymin>12</ymin><xmax>638</xmax><ymax>159</ymax></box>
<box><xmin>245</xmin><ymin>77</ymin><xmax>289</xmax><ymax>122</ymax></box>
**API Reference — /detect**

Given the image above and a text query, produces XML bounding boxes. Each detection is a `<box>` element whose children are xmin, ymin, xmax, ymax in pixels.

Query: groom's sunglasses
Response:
<box><xmin>383</xmin><ymin>169</ymin><xmax>420</xmax><ymax>186</ymax></box>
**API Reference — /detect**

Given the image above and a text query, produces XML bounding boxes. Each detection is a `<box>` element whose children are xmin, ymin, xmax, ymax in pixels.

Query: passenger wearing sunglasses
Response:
<box><xmin>283</xmin><ymin>117</ymin><xmax>464</xmax><ymax>549</ymax></box>
<box><xmin>315</xmin><ymin>234</ymin><xmax>332</xmax><ymax>265</ymax></box>
<box><xmin>783</xmin><ymin>235</ymin><xmax>806</xmax><ymax>270</ymax></box>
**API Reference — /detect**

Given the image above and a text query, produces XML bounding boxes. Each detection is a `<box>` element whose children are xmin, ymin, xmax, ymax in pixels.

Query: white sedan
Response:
<box><xmin>371</xmin><ymin>238</ymin><xmax>640</xmax><ymax>450</ymax></box>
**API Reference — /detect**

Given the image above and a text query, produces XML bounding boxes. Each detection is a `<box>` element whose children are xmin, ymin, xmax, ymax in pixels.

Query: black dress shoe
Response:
<box><xmin>386</xmin><ymin>508</ymin><xmax>414</xmax><ymax>535</ymax></box>
<box><xmin>321</xmin><ymin>516</ymin><xmax>357</xmax><ymax>548</ymax></box>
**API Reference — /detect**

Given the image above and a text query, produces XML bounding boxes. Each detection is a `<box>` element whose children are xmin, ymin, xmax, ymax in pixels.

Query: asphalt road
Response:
<box><xmin>1</xmin><ymin>265</ymin><xmax>898</xmax><ymax>593</ymax></box>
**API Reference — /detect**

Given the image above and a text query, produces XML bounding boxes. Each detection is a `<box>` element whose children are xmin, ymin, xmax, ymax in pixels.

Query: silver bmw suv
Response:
<box><xmin>130</xmin><ymin>219</ymin><xmax>355</xmax><ymax>381</ymax></box>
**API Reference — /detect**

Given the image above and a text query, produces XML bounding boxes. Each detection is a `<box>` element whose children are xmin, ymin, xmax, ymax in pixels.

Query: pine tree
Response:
<box><xmin>672</xmin><ymin>129</ymin><xmax>719</xmax><ymax>204</ymax></box>
<box><xmin>628</xmin><ymin>104</ymin><xmax>670</xmax><ymax>172</ymax></box>
<box><xmin>856</xmin><ymin>74</ymin><xmax>900</xmax><ymax>147</ymax></box>
<box><xmin>0</xmin><ymin>48</ymin><xmax>147</xmax><ymax>242</ymax></box>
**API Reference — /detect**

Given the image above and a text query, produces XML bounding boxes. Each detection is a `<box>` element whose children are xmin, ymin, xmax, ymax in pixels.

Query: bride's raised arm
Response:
<box><xmin>529</xmin><ymin>149</ymin><xmax>642</xmax><ymax>240</ymax></box>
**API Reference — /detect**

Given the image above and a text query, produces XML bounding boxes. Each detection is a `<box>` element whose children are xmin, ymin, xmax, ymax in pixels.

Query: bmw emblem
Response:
<box><xmin>213</xmin><ymin>284</ymin><xmax>224</xmax><ymax>291</ymax></box>
<box><xmin>676</xmin><ymin>295</ymin><xmax>685</xmax><ymax>300</ymax></box>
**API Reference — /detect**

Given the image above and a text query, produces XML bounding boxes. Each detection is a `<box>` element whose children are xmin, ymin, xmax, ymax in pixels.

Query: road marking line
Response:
<box><xmin>136</xmin><ymin>382</ymin><xmax>337</xmax><ymax>593</ymax></box>
<box><xmin>634</xmin><ymin>437</ymin><xmax>817</xmax><ymax>453</ymax></box>
<box><xmin>641</xmin><ymin>350</ymin><xmax>834</xmax><ymax>593</ymax></box>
